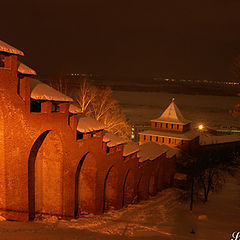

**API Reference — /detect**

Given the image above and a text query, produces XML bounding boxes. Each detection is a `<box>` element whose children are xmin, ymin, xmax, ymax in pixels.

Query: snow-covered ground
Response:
<box><xmin>0</xmin><ymin>172</ymin><xmax>239</xmax><ymax>240</ymax></box>
<box><xmin>112</xmin><ymin>91</ymin><xmax>240</xmax><ymax>129</ymax></box>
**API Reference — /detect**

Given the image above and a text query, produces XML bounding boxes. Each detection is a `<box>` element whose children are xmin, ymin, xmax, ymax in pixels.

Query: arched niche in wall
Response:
<box><xmin>75</xmin><ymin>152</ymin><xmax>97</xmax><ymax>217</ymax></box>
<box><xmin>157</xmin><ymin>158</ymin><xmax>165</xmax><ymax>191</ymax></box>
<box><xmin>28</xmin><ymin>130</ymin><xmax>64</xmax><ymax>220</ymax></box>
<box><xmin>148</xmin><ymin>171</ymin><xmax>157</xmax><ymax>196</ymax></box>
<box><xmin>122</xmin><ymin>170</ymin><xmax>135</xmax><ymax>207</ymax></box>
<box><xmin>136</xmin><ymin>175</ymin><xmax>143</xmax><ymax>202</ymax></box>
<box><xmin>163</xmin><ymin>159</ymin><xmax>173</xmax><ymax>188</ymax></box>
<box><xmin>103</xmin><ymin>166</ymin><xmax>119</xmax><ymax>211</ymax></box>
<box><xmin>137</xmin><ymin>173</ymin><xmax>149</xmax><ymax>201</ymax></box>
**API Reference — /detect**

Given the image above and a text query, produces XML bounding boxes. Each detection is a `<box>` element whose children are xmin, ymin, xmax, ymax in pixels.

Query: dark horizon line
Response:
<box><xmin>37</xmin><ymin>72</ymin><xmax>239</xmax><ymax>82</ymax></box>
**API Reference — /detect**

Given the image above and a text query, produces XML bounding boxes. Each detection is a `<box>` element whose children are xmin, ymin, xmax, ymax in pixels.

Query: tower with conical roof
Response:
<box><xmin>139</xmin><ymin>98</ymin><xmax>199</xmax><ymax>152</ymax></box>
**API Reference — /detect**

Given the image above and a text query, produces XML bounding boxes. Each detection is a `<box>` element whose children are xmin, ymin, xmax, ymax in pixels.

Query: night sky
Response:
<box><xmin>1</xmin><ymin>0</ymin><xmax>240</xmax><ymax>81</ymax></box>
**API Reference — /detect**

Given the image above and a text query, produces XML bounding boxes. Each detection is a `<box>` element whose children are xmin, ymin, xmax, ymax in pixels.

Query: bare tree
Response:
<box><xmin>199</xmin><ymin>167</ymin><xmax>226</xmax><ymax>202</ymax></box>
<box><xmin>45</xmin><ymin>74</ymin><xmax>132</xmax><ymax>139</ymax></box>
<box><xmin>90</xmin><ymin>87</ymin><xmax>117</xmax><ymax>121</ymax></box>
<box><xmin>75</xmin><ymin>79</ymin><xmax>98</xmax><ymax>114</ymax></box>
<box><xmin>177</xmin><ymin>146</ymin><xmax>240</xmax><ymax>210</ymax></box>
<box><xmin>75</xmin><ymin>82</ymin><xmax>131</xmax><ymax>139</ymax></box>
<box><xmin>198</xmin><ymin>147</ymin><xmax>240</xmax><ymax>202</ymax></box>
<box><xmin>99</xmin><ymin>104</ymin><xmax>131</xmax><ymax>139</ymax></box>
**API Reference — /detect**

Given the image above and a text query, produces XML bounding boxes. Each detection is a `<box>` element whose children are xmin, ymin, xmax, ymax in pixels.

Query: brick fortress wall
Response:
<box><xmin>0</xmin><ymin>54</ymin><xmax>176</xmax><ymax>221</ymax></box>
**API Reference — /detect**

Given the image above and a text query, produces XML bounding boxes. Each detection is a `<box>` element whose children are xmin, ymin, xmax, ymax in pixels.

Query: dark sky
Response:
<box><xmin>1</xmin><ymin>0</ymin><xmax>240</xmax><ymax>80</ymax></box>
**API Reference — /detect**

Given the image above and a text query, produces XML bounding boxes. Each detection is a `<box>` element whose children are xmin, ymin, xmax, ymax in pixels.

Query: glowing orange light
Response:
<box><xmin>198</xmin><ymin>124</ymin><xmax>204</xmax><ymax>130</ymax></box>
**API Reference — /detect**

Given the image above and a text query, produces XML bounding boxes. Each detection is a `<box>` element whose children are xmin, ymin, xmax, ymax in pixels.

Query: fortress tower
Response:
<box><xmin>139</xmin><ymin>98</ymin><xmax>199</xmax><ymax>152</ymax></box>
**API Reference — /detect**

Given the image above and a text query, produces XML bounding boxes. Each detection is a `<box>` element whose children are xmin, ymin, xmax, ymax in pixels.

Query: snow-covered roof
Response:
<box><xmin>138</xmin><ymin>142</ymin><xmax>167</xmax><ymax>162</ymax></box>
<box><xmin>139</xmin><ymin>129</ymin><xmax>199</xmax><ymax>141</ymax></box>
<box><xmin>103</xmin><ymin>132</ymin><xmax>127</xmax><ymax>147</ymax></box>
<box><xmin>69</xmin><ymin>104</ymin><xmax>82</xmax><ymax>114</ymax></box>
<box><xmin>152</xmin><ymin>99</ymin><xmax>191</xmax><ymax>124</ymax></box>
<box><xmin>200</xmin><ymin>133</ymin><xmax>240</xmax><ymax>145</ymax></box>
<box><xmin>0</xmin><ymin>40</ymin><xmax>24</xmax><ymax>56</ymax></box>
<box><xmin>123</xmin><ymin>142</ymin><xmax>139</xmax><ymax>157</ymax></box>
<box><xmin>18</xmin><ymin>62</ymin><xmax>37</xmax><ymax>75</ymax></box>
<box><xmin>30</xmin><ymin>78</ymin><xmax>73</xmax><ymax>102</ymax></box>
<box><xmin>156</xmin><ymin>144</ymin><xmax>180</xmax><ymax>158</ymax></box>
<box><xmin>77</xmin><ymin>115</ymin><xmax>105</xmax><ymax>133</ymax></box>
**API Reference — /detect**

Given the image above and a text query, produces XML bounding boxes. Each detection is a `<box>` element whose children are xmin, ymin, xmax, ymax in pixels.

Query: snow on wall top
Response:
<box><xmin>30</xmin><ymin>78</ymin><xmax>73</xmax><ymax>102</ymax></box>
<box><xmin>155</xmin><ymin>144</ymin><xmax>180</xmax><ymax>158</ymax></box>
<box><xmin>18</xmin><ymin>62</ymin><xmax>37</xmax><ymax>75</ymax></box>
<box><xmin>123</xmin><ymin>142</ymin><xmax>139</xmax><ymax>157</ymax></box>
<box><xmin>103</xmin><ymin>132</ymin><xmax>127</xmax><ymax>147</ymax></box>
<box><xmin>0</xmin><ymin>40</ymin><xmax>24</xmax><ymax>56</ymax></box>
<box><xmin>200</xmin><ymin>133</ymin><xmax>240</xmax><ymax>145</ymax></box>
<box><xmin>138</xmin><ymin>142</ymin><xmax>178</xmax><ymax>162</ymax></box>
<box><xmin>139</xmin><ymin>129</ymin><xmax>199</xmax><ymax>141</ymax></box>
<box><xmin>69</xmin><ymin>104</ymin><xmax>82</xmax><ymax>114</ymax></box>
<box><xmin>152</xmin><ymin>99</ymin><xmax>191</xmax><ymax>124</ymax></box>
<box><xmin>77</xmin><ymin>115</ymin><xmax>105</xmax><ymax>133</ymax></box>
<box><xmin>138</xmin><ymin>142</ymin><xmax>166</xmax><ymax>162</ymax></box>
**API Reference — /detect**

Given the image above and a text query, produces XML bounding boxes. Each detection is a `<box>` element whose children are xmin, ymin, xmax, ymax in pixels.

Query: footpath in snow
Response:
<box><xmin>0</xmin><ymin>173</ymin><xmax>239</xmax><ymax>240</ymax></box>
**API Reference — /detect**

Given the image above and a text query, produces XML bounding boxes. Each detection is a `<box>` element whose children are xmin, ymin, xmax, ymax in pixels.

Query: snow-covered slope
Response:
<box><xmin>0</xmin><ymin>173</ymin><xmax>239</xmax><ymax>239</ymax></box>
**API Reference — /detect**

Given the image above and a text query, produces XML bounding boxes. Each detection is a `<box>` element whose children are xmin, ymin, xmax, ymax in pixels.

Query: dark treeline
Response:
<box><xmin>177</xmin><ymin>143</ymin><xmax>240</xmax><ymax>211</ymax></box>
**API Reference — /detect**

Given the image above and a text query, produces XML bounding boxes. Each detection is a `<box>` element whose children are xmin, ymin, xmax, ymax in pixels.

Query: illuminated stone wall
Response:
<box><xmin>0</xmin><ymin>52</ymin><xmax>176</xmax><ymax>221</ymax></box>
